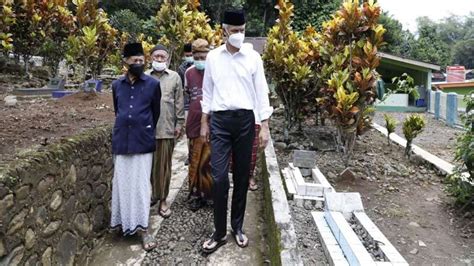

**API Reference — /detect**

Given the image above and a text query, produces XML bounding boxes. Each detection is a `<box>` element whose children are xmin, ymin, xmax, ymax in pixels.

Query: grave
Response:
<box><xmin>309</xmin><ymin>186</ymin><xmax>407</xmax><ymax>265</ymax></box>
<box><xmin>47</xmin><ymin>78</ymin><xmax>65</xmax><ymax>91</ymax></box>
<box><xmin>282</xmin><ymin>162</ymin><xmax>334</xmax><ymax>207</ymax></box>
<box><xmin>84</xmin><ymin>80</ymin><xmax>103</xmax><ymax>92</ymax></box>
<box><xmin>12</xmin><ymin>78</ymin><xmax>66</xmax><ymax>98</ymax></box>
<box><xmin>52</xmin><ymin>91</ymin><xmax>76</xmax><ymax>98</ymax></box>
<box><xmin>282</xmin><ymin>154</ymin><xmax>408</xmax><ymax>265</ymax></box>
<box><xmin>293</xmin><ymin>150</ymin><xmax>317</xmax><ymax>177</ymax></box>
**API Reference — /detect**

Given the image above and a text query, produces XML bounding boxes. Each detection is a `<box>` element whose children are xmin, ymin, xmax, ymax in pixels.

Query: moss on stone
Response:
<box><xmin>259</xmin><ymin>151</ymin><xmax>283</xmax><ymax>266</ymax></box>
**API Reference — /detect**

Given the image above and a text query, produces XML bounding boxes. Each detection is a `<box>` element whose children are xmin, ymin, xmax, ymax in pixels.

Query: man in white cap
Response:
<box><xmin>200</xmin><ymin>9</ymin><xmax>273</xmax><ymax>253</ymax></box>
<box><xmin>148</xmin><ymin>44</ymin><xmax>185</xmax><ymax>218</ymax></box>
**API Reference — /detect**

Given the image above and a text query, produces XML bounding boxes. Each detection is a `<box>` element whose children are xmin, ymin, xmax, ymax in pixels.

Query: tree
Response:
<box><xmin>102</xmin><ymin>0</ymin><xmax>161</xmax><ymax>20</ymax></box>
<box><xmin>293</xmin><ymin>0</ymin><xmax>341</xmax><ymax>32</ymax></box>
<box><xmin>10</xmin><ymin>1</ymin><xmax>46</xmax><ymax>73</ymax></box>
<box><xmin>410</xmin><ymin>16</ymin><xmax>452</xmax><ymax>68</ymax></box>
<box><xmin>67</xmin><ymin>0</ymin><xmax>118</xmax><ymax>79</ymax></box>
<box><xmin>200</xmin><ymin>0</ymin><xmax>244</xmax><ymax>25</ymax></box>
<box><xmin>264</xmin><ymin>0</ymin><xmax>322</xmax><ymax>142</ymax></box>
<box><xmin>156</xmin><ymin>0</ymin><xmax>222</xmax><ymax>70</ymax></box>
<box><xmin>377</xmin><ymin>12</ymin><xmax>413</xmax><ymax>57</ymax></box>
<box><xmin>451</xmin><ymin>13</ymin><xmax>474</xmax><ymax>69</ymax></box>
<box><xmin>0</xmin><ymin>0</ymin><xmax>15</xmax><ymax>55</ymax></box>
<box><xmin>317</xmin><ymin>0</ymin><xmax>385</xmax><ymax>165</ymax></box>
<box><xmin>453</xmin><ymin>39</ymin><xmax>474</xmax><ymax>69</ymax></box>
<box><xmin>38</xmin><ymin>0</ymin><xmax>76</xmax><ymax>76</ymax></box>
<box><xmin>110</xmin><ymin>9</ymin><xmax>144</xmax><ymax>40</ymax></box>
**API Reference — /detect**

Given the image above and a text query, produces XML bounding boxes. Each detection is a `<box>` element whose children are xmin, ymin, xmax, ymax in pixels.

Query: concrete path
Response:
<box><xmin>89</xmin><ymin>138</ymin><xmax>188</xmax><ymax>265</ymax></box>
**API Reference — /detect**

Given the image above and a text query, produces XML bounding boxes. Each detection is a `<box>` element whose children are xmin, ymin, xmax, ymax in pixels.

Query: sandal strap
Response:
<box><xmin>234</xmin><ymin>230</ymin><xmax>246</xmax><ymax>244</ymax></box>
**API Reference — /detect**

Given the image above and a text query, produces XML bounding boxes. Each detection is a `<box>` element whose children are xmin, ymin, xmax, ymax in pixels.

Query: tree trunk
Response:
<box><xmin>405</xmin><ymin>140</ymin><xmax>412</xmax><ymax>158</ymax></box>
<box><xmin>284</xmin><ymin>107</ymin><xmax>291</xmax><ymax>143</ymax></box>
<box><xmin>336</xmin><ymin>126</ymin><xmax>357</xmax><ymax>167</ymax></box>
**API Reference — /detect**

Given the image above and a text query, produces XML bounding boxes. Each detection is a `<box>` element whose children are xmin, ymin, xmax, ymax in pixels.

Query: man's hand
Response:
<box><xmin>200</xmin><ymin>114</ymin><xmax>210</xmax><ymax>143</ymax></box>
<box><xmin>259</xmin><ymin>120</ymin><xmax>270</xmax><ymax>149</ymax></box>
<box><xmin>174</xmin><ymin>126</ymin><xmax>183</xmax><ymax>139</ymax></box>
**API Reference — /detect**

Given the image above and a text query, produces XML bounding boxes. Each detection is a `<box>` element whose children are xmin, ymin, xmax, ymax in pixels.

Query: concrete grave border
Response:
<box><xmin>372</xmin><ymin>122</ymin><xmax>472</xmax><ymax>185</ymax></box>
<box><xmin>262</xmin><ymin>137</ymin><xmax>303</xmax><ymax>265</ymax></box>
<box><xmin>282</xmin><ymin>163</ymin><xmax>335</xmax><ymax>207</ymax></box>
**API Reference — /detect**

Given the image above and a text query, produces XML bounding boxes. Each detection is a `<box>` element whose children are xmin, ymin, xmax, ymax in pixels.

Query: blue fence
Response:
<box><xmin>428</xmin><ymin>90</ymin><xmax>464</xmax><ymax>127</ymax></box>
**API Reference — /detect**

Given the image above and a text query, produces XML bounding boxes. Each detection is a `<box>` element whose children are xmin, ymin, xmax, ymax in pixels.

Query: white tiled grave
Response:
<box><xmin>309</xmin><ymin>191</ymin><xmax>408</xmax><ymax>266</ymax></box>
<box><xmin>282</xmin><ymin>163</ymin><xmax>335</xmax><ymax>207</ymax></box>
<box><xmin>282</xmin><ymin>151</ymin><xmax>408</xmax><ymax>266</ymax></box>
<box><xmin>312</xmin><ymin>210</ymin><xmax>408</xmax><ymax>266</ymax></box>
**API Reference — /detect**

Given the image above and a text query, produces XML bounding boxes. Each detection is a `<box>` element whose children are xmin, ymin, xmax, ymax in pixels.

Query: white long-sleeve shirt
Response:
<box><xmin>202</xmin><ymin>43</ymin><xmax>273</xmax><ymax>123</ymax></box>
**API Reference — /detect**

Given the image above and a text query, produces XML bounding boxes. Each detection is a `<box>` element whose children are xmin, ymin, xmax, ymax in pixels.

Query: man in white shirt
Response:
<box><xmin>200</xmin><ymin>9</ymin><xmax>273</xmax><ymax>254</ymax></box>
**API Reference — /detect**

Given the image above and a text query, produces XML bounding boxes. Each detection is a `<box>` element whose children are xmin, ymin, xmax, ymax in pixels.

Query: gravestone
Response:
<box><xmin>47</xmin><ymin>78</ymin><xmax>65</xmax><ymax>91</ymax></box>
<box><xmin>83</xmin><ymin>80</ymin><xmax>102</xmax><ymax>93</ymax></box>
<box><xmin>293</xmin><ymin>150</ymin><xmax>316</xmax><ymax>169</ymax></box>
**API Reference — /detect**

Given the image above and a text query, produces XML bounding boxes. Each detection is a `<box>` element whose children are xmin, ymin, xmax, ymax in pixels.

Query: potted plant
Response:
<box><xmin>379</xmin><ymin>73</ymin><xmax>420</xmax><ymax>107</ymax></box>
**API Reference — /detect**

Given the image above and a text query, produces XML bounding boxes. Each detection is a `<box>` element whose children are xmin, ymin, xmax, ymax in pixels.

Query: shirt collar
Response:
<box><xmin>151</xmin><ymin>68</ymin><xmax>170</xmax><ymax>77</ymax></box>
<box><xmin>120</xmin><ymin>73</ymin><xmax>147</xmax><ymax>84</ymax></box>
<box><xmin>221</xmin><ymin>43</ymin><xmax>251</xmax><ymax>56</ymax></box>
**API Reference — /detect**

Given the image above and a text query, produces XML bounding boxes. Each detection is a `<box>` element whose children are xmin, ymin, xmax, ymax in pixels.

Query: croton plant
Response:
<box><xmin>156</xmin><ymin>0</ymin><xmax>222</xmax><ymax>70</ymax></box>
<box><xmin>263</xmin><ymin>0</ymin><xmax>322</xmax><ymax>141</ymax></box>
<box><xmin>317</xmin><ymin>0</ymin><xmax>385</xmax><ymax>164</ymax></box>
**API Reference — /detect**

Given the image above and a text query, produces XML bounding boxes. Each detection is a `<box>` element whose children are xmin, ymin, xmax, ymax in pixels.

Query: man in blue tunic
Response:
<box><xmin>110</xmin><ymin>43</ymin><xmax>161</xmax><ymax>251</ymax></box>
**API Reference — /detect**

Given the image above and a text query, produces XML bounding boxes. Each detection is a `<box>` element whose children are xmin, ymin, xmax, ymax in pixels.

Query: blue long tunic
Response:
<box><xmin>112</xmin><ymin>74</ymin><xmax>161</xmax><ymax>155</ymax></box>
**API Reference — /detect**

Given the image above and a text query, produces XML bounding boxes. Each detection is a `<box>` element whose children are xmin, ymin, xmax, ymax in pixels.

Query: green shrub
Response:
<box><xmin>402</xmin><ymin>114</ymin><xmax>425</xmax><ymax>158</ymax></box>
<box><xmin>383</xmin><ymin>114</ymin><xmax>397</xmax><ymax>145</ymax></box>
<box><xmin>447</xmin><ymin>93</ymin><xmax>474</xmax><ymax>207</ymax></box>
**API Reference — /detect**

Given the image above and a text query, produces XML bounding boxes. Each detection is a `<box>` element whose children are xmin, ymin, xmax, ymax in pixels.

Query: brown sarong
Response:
<box><xmin>188</xmin><ymin>137</ymin><xmax>213</xmax><ymax>199</ymax></box>
<box><xmin>151</xmin><ymin>139</ymin><xmax>175</xmax><ymax>201</ymax></box>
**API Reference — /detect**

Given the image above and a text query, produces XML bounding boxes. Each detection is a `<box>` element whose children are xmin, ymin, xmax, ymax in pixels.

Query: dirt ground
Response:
<box><xmin>271</xmin><ymin>112</ymin><xmax>474</xmax><ymax>265</ymax></box>
<box><xmin>373</xmin><ymin>111</ymin><xmax>462</xmax><ymax>163</ymax></box>
<box><xmin>0</xmin><ymin>92</ymin><xmax>115</xmax><ymax>164</ymax></box>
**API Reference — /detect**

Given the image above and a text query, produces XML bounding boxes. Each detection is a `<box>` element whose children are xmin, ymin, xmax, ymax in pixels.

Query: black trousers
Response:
<box><xmin>210</xmin><ymin>109</ymin><xmax>255</xmax><ymax>239</ymax></box>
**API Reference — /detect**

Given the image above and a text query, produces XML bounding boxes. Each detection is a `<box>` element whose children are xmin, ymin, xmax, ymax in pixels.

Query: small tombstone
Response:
<box><xmin>47</xmin><ymin>78</ymin><xmax>65</xmax><ymax>91</ymax></box>
<box><xmin>293</xmin><ymin>150</ymin><xmax>317</xmax><ymax>169</ymax></box>
<box><xmin>299</xmin><ymin>168</ymin><xmax>312</xmax><ymax>177</ymax></box>
<box><xmin>4</xmin><ymin>95</ymin><xmax>17</xmax><ymax>106</ymax></box>
<box><xmin>83</xmin><ymin>80</ymin><xmax>102</xmax><ymax>93</ymax></box>
<box><xmin>324</xmin><ymin>192</ymin><xmax>364</xmax><ymax>220</ymax></box>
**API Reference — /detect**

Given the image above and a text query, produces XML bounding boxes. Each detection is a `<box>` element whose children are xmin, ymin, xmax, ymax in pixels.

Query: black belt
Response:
<box><xmin>213</xmin><ymin>109</ymin><xmax>253</xmax><ymax>117</ymax></box>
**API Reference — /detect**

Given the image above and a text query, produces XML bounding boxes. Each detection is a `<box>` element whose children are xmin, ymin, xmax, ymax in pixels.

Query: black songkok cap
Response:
<box><xmin>184</xmin><ymin>43</ymin><xmax>192</xmax><ymax>53</ymax></box>
<box><xmin>123</xmin><ymin>43</ymin><xmax>144</xmax><ymax>58</ymax></box>
<box><xmin>223</xmin><ymin>9</ymin><xmax>246</xmax><ymax>26</ymax></box>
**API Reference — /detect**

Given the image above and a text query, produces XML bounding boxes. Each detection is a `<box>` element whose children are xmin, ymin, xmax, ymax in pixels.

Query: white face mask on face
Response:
<box><xmin>227</xmin><ymin>31</ymin><xmax>245</xmax><ymax>49</ymax></box>
<box><xmin>152</xmin><ymin>61</ymin><xmax>167</xmax><ymax>72</ymax></box>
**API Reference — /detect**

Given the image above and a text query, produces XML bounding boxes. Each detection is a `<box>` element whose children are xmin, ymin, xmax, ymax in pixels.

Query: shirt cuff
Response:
<box><xmin>259</xmin><ymin>107</ymin><xmax>274</xmax><ymax>122</ymax></box>
<box><xmin>202</xmin><ymin>101</ymin><xmax>210</xmax><ymax>114</ymax></box>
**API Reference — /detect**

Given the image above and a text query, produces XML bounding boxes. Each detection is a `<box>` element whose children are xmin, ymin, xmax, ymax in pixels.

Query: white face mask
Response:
<box><xmin>152</xmin><ymin>61</ymin><xmax>167</xmax><ymax>72</ymax></box>
<box><xmin>227</xmin><ymin>32</ymin><xmax>245</xmax><ymax>49</ymax></box>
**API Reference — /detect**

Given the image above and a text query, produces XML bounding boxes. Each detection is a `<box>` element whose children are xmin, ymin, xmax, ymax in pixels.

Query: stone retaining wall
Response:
<box><xmin>0</xmin><ymin>125</ymin><xmax>113</xmax><ymax>265</ymax></box>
